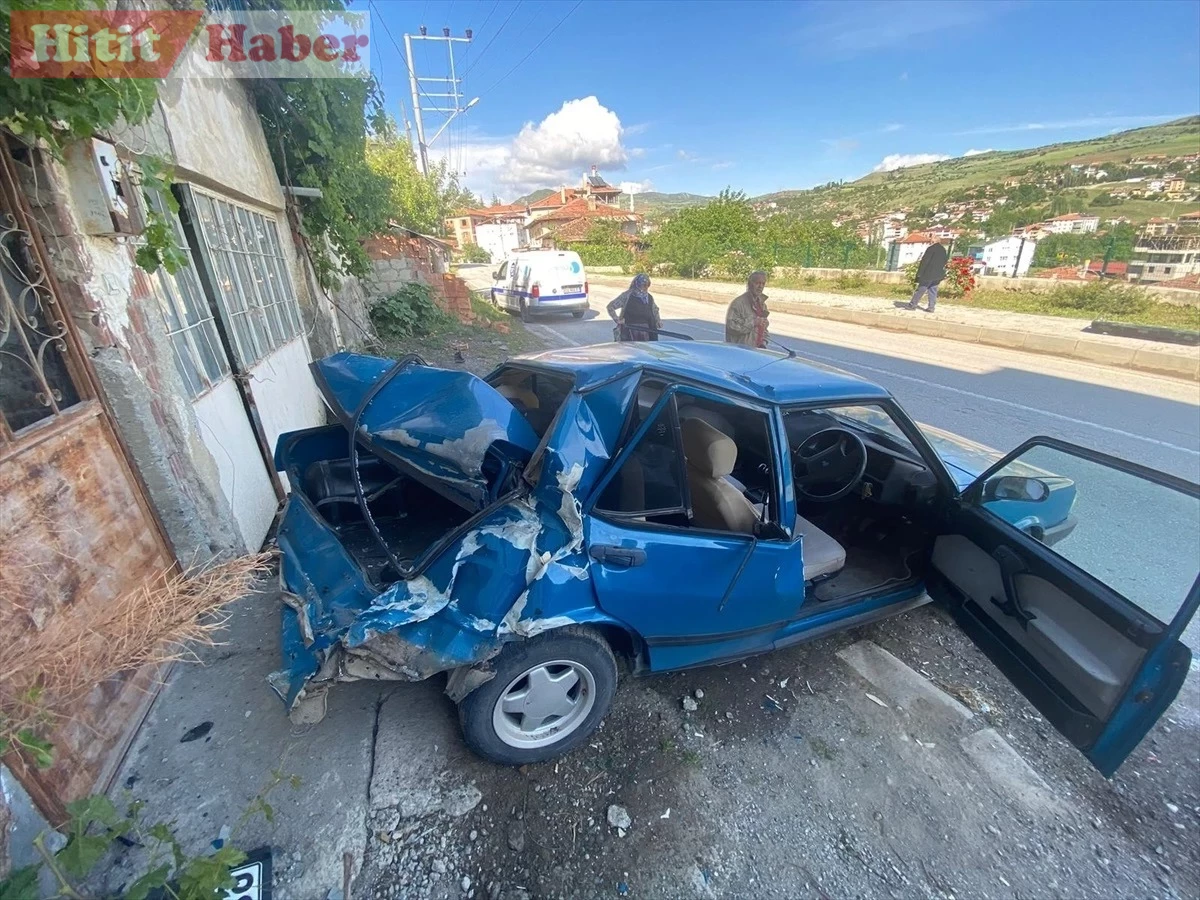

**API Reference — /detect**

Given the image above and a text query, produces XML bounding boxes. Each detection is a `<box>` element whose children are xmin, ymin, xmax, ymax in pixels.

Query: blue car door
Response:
<box><xmin>584</xmin><ymin>387</ymin><xmax>806</xmax><ymax>670</ymax></box>
<box><xmin>930</xmin><ymin>436</ymin><xmax>1199</xmax><ymax>777</ymax></box>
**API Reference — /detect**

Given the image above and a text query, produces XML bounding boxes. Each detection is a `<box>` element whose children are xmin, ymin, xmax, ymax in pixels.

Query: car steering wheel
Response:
<box><xmin>793</xmin><ymin>427</ymin><xmax>869</xmax><ymax>503</ymax></box>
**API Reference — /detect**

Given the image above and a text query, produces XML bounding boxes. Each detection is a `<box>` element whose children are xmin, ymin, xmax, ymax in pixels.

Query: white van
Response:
<box><xmin>491</xmin><ymin>249</ymin><xmax>589</xmax><ymax>321</ymax></box>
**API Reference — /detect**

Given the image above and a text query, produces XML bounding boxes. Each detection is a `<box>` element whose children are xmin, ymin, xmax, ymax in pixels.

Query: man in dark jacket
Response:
<box><xmin>904</xmin><ymin>240</ymin><xmax>948</xmax><ymax>312</ymax></box>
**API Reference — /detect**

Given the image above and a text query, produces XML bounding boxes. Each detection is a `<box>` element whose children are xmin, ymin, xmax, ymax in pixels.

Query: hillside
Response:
<box><xmin>631</xmin><ymin>191</ymin><xmax>712</xmax><ymax>214</ymax></box>
<box><xmin>756</xmin><ymin>116</ymin><xmax>1200</xmax><ymax>223</ymax></box>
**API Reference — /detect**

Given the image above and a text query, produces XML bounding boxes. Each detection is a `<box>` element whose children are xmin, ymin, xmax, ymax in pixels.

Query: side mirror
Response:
<box><xmin>984</xmin><ymin>475</ymin><xmax>1050</xmax><ymax>503</ymax></box>
<box><xmin>492</xmin><ymin>270</ymin><xmax>501</xmax><ymax>280</ymax></box>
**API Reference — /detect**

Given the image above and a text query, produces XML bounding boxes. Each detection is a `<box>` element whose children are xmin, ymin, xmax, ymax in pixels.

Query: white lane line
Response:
<box><xmin>528</xmin><ymin>323</ymin><xmax>577</xmax><ymax>347</ymax></box>
<box><xmin>660</xmin><ymin>316</ymin><xmax>1200</xmax><ymax>458</ymax></box>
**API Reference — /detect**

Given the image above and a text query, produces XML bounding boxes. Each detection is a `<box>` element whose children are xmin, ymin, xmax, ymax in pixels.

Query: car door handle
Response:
<box><xmin>989</xmin><ymin>544</ymin><xmax>1037</xmax><ymax>630</ymax></box>
<box><xmin>589</xmin><ymin>544</ymin><xmax>647</xmax><ymax>568</ymax></box>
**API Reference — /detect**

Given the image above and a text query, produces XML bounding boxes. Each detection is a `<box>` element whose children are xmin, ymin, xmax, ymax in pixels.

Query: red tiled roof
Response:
<box><xmin>1155</xmin><ymin>273</ymin><xmax>1200</xmax><ymax>290</ymax></box>
<box><xmin>1179</xmin><ymin>211</ymin><xmax>1200</xmax><ymax>221</ymax></box>
<box><xmin>550</xmin><ymin>217</ymin><xmax>641</xmax><ymax>243</ymax></box>
<box><xmin>461</xmin><ymin>202</ymin><xmax>526</xmax><ymax>218</ymax></box>
<box><xmin>1048</xmin><ymin>213</ymin><xmax>1099</xmax><ymax>222</ymax></box>
<box><xmin>897</xmin><ymin>232</ymin><xmax>934</xmax><ymax>244</ymax></box>
<box><xmin>1033</xmin><ymin>261</ymin><xmax>1129</xmax><ymax>280</ymax></box>
<box><xmin>531</xmin><ymin>197</ymin><xmax>641</xmax><ymax>224</ymax></box>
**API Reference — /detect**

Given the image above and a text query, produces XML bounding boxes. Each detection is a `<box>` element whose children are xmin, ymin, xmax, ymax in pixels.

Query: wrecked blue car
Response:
<box><xmin>271</xmin><ymin>343</ymin><xmax>1199</xmax><ymax>775</ymax></box>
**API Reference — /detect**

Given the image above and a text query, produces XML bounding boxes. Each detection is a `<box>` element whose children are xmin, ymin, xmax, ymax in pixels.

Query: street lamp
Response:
<box><xmin>428</xmin><ymin>97</ymin><xmax>479</xmax><ymax>146</ymax></box>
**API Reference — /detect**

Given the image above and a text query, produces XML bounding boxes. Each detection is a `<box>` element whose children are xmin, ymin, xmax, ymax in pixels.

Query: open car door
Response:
<box><xmin>929</xmin><ymin>436</ymin><xmax>1199</xmax><ymax>777</ymax></box>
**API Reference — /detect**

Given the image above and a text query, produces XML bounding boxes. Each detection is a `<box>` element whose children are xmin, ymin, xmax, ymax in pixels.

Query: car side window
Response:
<box><xmin>595</xmin><ymin>389</ymin><xmax>778</xmax><ymax>535</ymax></box>
<box><xmin>497</xmin><ymin>262</ymin><xmax>508</xmax><ymax>279</ymax></box>
<box><xmin>595</xmin><ymin>396</ymin><xmax>686</xmax><ymax>518</ymax></box>
<box><xmin>972</xmin><ymin>442</ymin><xmax>1199</xmax><ymax>625</ymax></box>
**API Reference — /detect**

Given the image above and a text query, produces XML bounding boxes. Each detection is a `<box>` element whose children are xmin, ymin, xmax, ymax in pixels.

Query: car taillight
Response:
<box><xmin>584</xmin><ymin>280</ymin><xmax>589</xmax><ymax>295</ymax></box>
<box><xmin>531</xmin><ymin>283</ymin><xmax>540</xmax><ymax>299</ymax></box>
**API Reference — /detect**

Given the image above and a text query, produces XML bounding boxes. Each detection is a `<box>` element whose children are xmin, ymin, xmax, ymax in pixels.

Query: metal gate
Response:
<box><xmin>0</xmin><ymin>138</ymin><xmax>174</xmax><ymax>821</ymax></box>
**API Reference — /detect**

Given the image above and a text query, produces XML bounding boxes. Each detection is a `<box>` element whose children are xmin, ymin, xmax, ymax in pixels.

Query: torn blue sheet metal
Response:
<box><xmin>312</xmin><ymin>351</ymin><xmax>540</xmax><ymax>512</ymax></box>
<box><xmin>268</xmin><ymin>354</ymin><xmax>640</xmax><ymax>721</ymax></box>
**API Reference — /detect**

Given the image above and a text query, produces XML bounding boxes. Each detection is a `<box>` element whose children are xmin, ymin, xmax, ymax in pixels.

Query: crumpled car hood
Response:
<box><xmin>313</xmin><ymin>352</ymin><xmax>540</xmax><ymax>512</ymax></box>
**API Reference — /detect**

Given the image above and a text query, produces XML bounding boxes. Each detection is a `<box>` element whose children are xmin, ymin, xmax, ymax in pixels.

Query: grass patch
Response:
<box><xmin>371</xmin><ymin>286</ymin><xmax>544</xmax><ymax>375</ymax></box>
<box><xmin>768</xmin><ymin>272</ymin><xmax>1200</xmax><ymax>330</ymax></box>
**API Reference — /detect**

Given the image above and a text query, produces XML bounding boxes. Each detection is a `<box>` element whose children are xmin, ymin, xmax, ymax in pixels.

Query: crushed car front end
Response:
<box><xmin>268</xmin><ymin>352</ymin><xmax>641</xmax><ymax>723</ymax></box>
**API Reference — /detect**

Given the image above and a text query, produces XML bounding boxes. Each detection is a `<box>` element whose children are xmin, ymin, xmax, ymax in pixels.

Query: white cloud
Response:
<box><xmin>872</xmin><ymin>152</ymin><xmax>950</xmax><ymax>172</ymax></box>
<box><xmin>677</xmin><ymin>149</ymin><xmax>700</xmax><ymax>162</ymax></box>
<box><xmin>618</xmin><ymin>179</ymin><xmax>654</xmax><ymax>194</ymax></box>
<box><xmin>711</xmin><ymin>161</ymin><xmax>735</xmax><ymax>171</ymax></box>
<box><xmin>882</xmin><ymin>123</ymin><xmax>904</xmax><ymax>132</ymax></box>
<box><xmin>629</xmin><ymin>147</ymin><xmax>647</xmax><ymax>158</ymax></box>
<box><xmin>796</xmin><ymin>1</ymin><xmax>1011</xmax><ymax>59</ymax></box>
<box><xmin>963</xmin><ymin>148</ymin><xmax>995</xmax><ymax>157</ymax></box>
<box><xmin>437</xmin><ymin>96</ymin><xmax>631</xmax><ymax>199</ymax></box>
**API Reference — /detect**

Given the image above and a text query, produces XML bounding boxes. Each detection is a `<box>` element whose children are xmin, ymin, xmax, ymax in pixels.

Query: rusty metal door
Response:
<box><xmin>0</xmin><ymin>138</ymin><xmax>174</xmax><ymax>822</ymax></box>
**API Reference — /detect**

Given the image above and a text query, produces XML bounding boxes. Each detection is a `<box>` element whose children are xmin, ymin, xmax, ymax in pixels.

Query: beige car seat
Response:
<box><xmin>679</xmin><ymin>417</ymin><xmax>846</xmax><ymax>580</ymax></box>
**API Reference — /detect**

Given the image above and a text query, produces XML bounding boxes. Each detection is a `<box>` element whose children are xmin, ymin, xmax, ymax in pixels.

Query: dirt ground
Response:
<box><xmin>355</xmin><ymin>603</ymin><xmax>1200</xmax><ymax>900</ymax></box>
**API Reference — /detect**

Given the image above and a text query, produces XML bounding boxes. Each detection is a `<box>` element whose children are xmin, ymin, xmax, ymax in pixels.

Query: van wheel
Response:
<box><xmin>571</xmin><ymin>310</ymin><xmax>586</xmax><ymax>319</ymax></box>
<box><xmin>519</xmin><ymin>300</ymin><xmax>532</xmax><ymax>323</ymax></box>
<box><xmin>458</xmin><ymin>628</ymin><xmax>617</xmax><ymax>765</ymax></box>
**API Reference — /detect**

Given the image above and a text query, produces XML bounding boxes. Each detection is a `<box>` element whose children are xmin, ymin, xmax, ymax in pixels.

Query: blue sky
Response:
<box><xmin>368</xmin><ymin>0</ymin><xmax>1200</xmax><ymax>201</ymax></box>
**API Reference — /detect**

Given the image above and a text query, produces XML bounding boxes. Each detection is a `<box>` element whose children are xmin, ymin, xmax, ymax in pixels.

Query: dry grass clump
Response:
<box><xmin>0</xmin><ymin>552</ymin><xmax>272</xmax><ymax>756</ymax></box>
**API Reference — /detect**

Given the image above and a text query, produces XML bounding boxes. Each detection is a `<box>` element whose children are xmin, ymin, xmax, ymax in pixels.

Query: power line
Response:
<box><xmin>477</xmin><ymin>0</ymin><xmax>581</xmax><ymax>97</ymax></box>
<box><xmin>475</xmin><ymin>0</ymin><xmax>501</xmax><ymax>37</ymax></box>
<box><xmin>368</xmin><ymin>1</ymin><xmax>414</xmax><ymax>136</ymax></box>
<box><xmin>463</xmin><ymin>0</ymin><xmax>522</xmax><ymax>77</ymax></box>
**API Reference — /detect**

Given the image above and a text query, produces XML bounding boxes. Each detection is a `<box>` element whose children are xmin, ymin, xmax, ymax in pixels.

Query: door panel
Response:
<box><xmin>932</xmin><ymin>436</ymin><xmax>1199</xmax><ymax>776</ymax></box>
<box><xmin>586</xmin><ymin>516</ymin><xmax>778</xmax><ymax>668</ymax></box>
<box><xmin>934</xmin><ymin>535</ymin><xmax>1143</xmax><ymax>718</ymax></box>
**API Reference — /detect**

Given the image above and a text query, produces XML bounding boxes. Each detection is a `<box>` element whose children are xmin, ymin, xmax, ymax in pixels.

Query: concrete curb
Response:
<box><xmin>590</xmin><ymin>276</ymin><xmax>1200</xmax><ymax>382</ymax></box>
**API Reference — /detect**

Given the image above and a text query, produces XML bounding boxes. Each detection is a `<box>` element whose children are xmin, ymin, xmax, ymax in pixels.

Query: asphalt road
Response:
<box><xmin>463</xmin><ymin>267</ymin><xmax>1200</xmax><ymax>647</ymax></box>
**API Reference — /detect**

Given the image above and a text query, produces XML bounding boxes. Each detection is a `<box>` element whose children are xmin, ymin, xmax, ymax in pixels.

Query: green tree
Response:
<box><xmin>366</xmin><ymin>136</ymin><xmax>471</xmax><ymax>236</ymax></box>
<box><xmin>566</xmin><ymin>220</ymin><xmax>634</xmax><ymax>267</ymax></box>
<box><xmin>459</xmin><ymin>243</ymin><xmax>492</xmax><ymax>263</ymax></box>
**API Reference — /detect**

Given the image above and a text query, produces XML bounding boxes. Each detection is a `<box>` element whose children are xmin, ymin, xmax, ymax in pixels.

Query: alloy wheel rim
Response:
<box><xmin>492</xmin><ymin>659</ymin><xmax>596</xmax><ymax>749</ymax></box>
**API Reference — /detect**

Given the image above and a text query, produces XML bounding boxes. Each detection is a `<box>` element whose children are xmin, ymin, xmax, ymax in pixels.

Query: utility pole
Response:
<box><xmin>403</xmin><ymin>26</ymin><xmax>476</xmax><ymax>176</ymax></box>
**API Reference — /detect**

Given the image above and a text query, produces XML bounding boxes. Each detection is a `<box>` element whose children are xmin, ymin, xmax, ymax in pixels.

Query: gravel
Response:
<box><xmin>353</xmin><ymin>606</ymin><xmax>1200</xmax><ymax>899</ymax></box>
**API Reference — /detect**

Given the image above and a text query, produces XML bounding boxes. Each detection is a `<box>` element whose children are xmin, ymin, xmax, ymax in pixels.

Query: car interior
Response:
<box><xmin>594</xmin><ymin>381</ymin><xmax>940</xmax><ymax>607</ymax></box>
<box><xmin>487</xmin><ymin>366</ymin><xmax>575</xmax><ymax>438</ymax></box>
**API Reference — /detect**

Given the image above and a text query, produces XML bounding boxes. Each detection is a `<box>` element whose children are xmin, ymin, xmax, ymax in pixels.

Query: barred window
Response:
<box><xmin>189</xmin><ymin>190</ymin><xmax>302</xmax><ymax>367</ymax></box>
<box><xmin>144</xmin><ymin>192</ymin><xmax>229</xmax><ymax>398</ymax></box>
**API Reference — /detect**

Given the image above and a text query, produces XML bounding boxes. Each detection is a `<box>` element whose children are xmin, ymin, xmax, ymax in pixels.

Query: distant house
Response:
<box><xmin>886</xmin><ymin>232</ymin><xmax>937</xmax><ymax>270</ymax></box>
<box><xmin>1042</xmin><ymin>213</ymin><xmax>1100</xmax><ymax>234</ymax></box>
<box><xmin>980</xmin><ymin>235</ymin><xmax>1034</xmax><ymax>277</ymax></box>
<box><xmin>445</xmin><ymin>202</ymin><xmax>526</xmax><ymax>249</ymax></box>
<box><xmin>1143</xmin><ymin>217</ymin><xmax>1175</xmax><ymax>237</ymax></box>
<box><xmin>526</xmin><ymin>196</ymin><xmax>642</xmax><ymax>247</ymax></box>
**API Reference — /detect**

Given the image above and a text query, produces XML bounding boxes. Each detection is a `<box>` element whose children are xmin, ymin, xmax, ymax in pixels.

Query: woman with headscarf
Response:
<box><xmin>725</xmin><ymin>270</ymin><xmax>770</xmax><ymax>348</ymax></box>
<box><xmin>607</xmin><ymin>273</ymin><xmax>662</xmax><ymax>341</ymax></box>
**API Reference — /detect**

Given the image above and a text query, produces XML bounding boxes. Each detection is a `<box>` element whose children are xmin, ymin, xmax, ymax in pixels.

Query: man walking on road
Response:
<box><xmin>904</xmin><ymin>240</ymin><xmax>948</xmax><ymax>312</ymax></box>
<box><xmin>726</xmin><ymin>270</ymin><xmax>770</xmax><ymax>348</ymax></box>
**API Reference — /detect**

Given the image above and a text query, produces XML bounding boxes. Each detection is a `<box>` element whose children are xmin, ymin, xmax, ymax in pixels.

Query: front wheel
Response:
<box><xmin>571</xmin><ymin>310</ymin><xmax>586</xmax><ymax>319</ymax></box>
<box><xmin>459</xmin><ymin>628</ymin><xmax>617</xmax><ymax>765</ymax></box>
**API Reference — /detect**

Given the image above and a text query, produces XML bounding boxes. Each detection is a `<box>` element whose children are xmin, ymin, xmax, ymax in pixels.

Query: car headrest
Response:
<box><xmin>679</xmin><ymin>404</ymin><xmax>735</xmax><ymax>439</ymax></box>
<box><xmin>681</xmin><ymin>416</ymin><xmax>737</xmax><ymax>479</ymax></box>
<box><xmin>495</xmin><ymin>383</ymin><xmax>540</xmax><ymax>411</ymax></box>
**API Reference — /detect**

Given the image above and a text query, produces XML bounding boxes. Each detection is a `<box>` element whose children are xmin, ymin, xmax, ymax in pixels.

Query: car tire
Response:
<box><xmin>458</xmin><ymin>627</ymin><xmax>617</xmax><ymax>766</ymax></box>
<box><xmin>571</xmin><ymin>310</ymin><xmax>586</xmax><ymax>319</ymax></box>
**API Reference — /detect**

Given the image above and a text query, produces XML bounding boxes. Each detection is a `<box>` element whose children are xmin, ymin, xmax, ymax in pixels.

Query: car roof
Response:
<box><xmin>514</xmin><ymin>340</ymin><xmax>889</xmax><ymax>404</ymax></box>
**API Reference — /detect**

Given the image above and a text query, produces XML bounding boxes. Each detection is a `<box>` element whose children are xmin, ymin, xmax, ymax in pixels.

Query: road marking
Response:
<box><xmin>662</xmin><ymin>316</ymin><xmax>1200</xmax><ymax>459</ymax></box>
<box><xmin>529</xmin><ymin>323</ymin><xmax>577</xmax><ymax>347</ymax></box>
